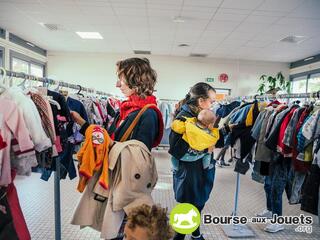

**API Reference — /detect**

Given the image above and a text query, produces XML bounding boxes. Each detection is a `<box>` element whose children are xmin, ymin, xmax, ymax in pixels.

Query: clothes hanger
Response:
<box><xmin>77</xmin><ymin>84</ymin><xmax>85</xmax><ymax>97</ymax></box>
<box><xmin>0</xmin><ymin>67</ymin><xmax>7</xmax><ymax>93</ymax></box>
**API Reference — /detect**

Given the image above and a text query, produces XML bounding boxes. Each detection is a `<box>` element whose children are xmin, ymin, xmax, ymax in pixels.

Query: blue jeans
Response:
<box><xmin>264</xmin><ymin>176</ymin><xmax>272</xmax><ymax>211</ymax></box>
<box><xmin>270</xmin><ymin>158</ymin><xmax>294</xmax><ymax>216</ymax></box>
<box><xmin>289</xmin><ymin>171</ymin><xmax>306</xmax><ymax>204</ymax></box>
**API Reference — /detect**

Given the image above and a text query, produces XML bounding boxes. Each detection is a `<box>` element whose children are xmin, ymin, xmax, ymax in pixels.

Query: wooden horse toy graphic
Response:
<box><xmin>173</xmin><ymin>209</ymin><xmax>198</xmax><ymax>229</ymax></box>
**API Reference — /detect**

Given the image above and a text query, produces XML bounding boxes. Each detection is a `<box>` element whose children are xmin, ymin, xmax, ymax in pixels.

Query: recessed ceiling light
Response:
<box><xmin>279</xmin><ymin>35</ymin><xmax>307</xmax><ymax>44</ymax></box>
<box><xmin>173</xmin><ymin>16</ymin><xmax>185</xmax><ymax>23</ymax></box>
<box><xmin>178</xmin><ymin>44</ymin><xmax>190</xmax><ymax>47</ymax></box>
<box><xmin>26</xmin><ymin>42</ymin><xmax>35</xmax><ymax>47</ymax></box>
<box><xmin>304</xmin><ymin>56</ymin><xmax>314</xmax><ymax>61</ymax></box>
<box><xmin>76</xmin><ymin>32</ymin><xmax>103</xmax><ymax>39</ymax></box>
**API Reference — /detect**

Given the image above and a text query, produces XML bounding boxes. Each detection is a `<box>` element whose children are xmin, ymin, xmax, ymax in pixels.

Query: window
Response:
<box><xmin>0</xmin><ymin>47</ymin><xmax>4</xmax><ymax>67</ymax></box>
<box><xmin>12</xmin><ymin>57</ymin><xmax>29</xmax><ymax>74</ymax></box>
<box><xmin>10</xmin><ymin>51</ymin><xmax>45</xmax><ymax>77</ymax></box>
<box><xmin>307</xmin><ymin>73</ymin><xmax>320</xmax><ymax>92</ymax></box>
<box><xmin>30</xmin><ymin>63</ymin><xmax>44</xmax><ymax>77</ymax></box>
<box><xmin>291</xmin><ymin>76</ymin><xmax>307</xmax><ymax>93</ymax></box>
<box><xmin>290</xmin><ymin>72</ymin><xmax>320</xmax><ymax>94</ymax></box>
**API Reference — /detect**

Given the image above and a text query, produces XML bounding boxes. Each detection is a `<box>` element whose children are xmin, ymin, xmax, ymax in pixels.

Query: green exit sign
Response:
<box><xmin>206</xmin><ymin>77</ymin><xmax>214</xmax><ymax>82</ymax></box>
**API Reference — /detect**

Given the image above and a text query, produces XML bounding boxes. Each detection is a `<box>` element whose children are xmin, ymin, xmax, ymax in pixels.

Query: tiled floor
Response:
<box><xmin>15</xmin><ymin>149</ymin><xmax>320</xmax><ymax>240</ymax></box>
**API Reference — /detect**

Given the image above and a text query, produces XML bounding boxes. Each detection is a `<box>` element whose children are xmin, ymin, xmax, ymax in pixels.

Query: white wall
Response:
<box><xmin>47</xmin><ymin>52</ymin><xmax>289</xmax><ymax>99</ymax></box>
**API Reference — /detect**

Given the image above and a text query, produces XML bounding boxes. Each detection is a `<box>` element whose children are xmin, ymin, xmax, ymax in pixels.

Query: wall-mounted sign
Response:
<box><xmin>206</xmin><ymin>77</ymin><xmax>214</xmax><ymax>82</ymax></box>
<box><xmin>219</xmin><ymin>73</ymin><xmax>229</xmax><ymax>83</ymax></box>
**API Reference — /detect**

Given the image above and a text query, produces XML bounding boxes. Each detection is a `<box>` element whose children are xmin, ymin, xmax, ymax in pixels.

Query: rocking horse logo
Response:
<box><xmin>170</xmin><ymin>203</ymin><xmax>201</xmax><ymax>234</ymax></box>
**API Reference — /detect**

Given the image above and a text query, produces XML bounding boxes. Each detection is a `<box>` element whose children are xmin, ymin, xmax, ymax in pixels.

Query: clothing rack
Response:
<box><xmin>159</xmin><ymin>98</ymin><xmax>179</xmax><ymax>102</ymax></box>
<box><xmin>223</xmin><ymin>91</ymin><xmax>319</xmax><ymax>238</ymax></box>
<box><xmin>0</xmin><ymin>68</ymin><xmax>113</xmax><ymax>240</ymax></box>
<box><xmin>226</xmin><ymin>92</ymin><xmax>320</xmax><ymax>102</ymax></box>
<box><xmin>0</xmin><ymin>68</ymin><xmax>112</xmax><ymax>97</ymax></box>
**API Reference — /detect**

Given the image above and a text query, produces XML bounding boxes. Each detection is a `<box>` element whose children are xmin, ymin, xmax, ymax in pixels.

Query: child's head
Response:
<box><xmin>197</xmin><ymin>109</ymin><xmax>216</xmax><ymax>128</ymax></box>
<box><xmin>124</xmin><ymin>204</ymin><xmax>174</xmax><ymax>240</ymax></box>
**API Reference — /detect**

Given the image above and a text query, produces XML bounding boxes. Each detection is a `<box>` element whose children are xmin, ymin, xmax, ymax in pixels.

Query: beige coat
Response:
<box><xmin>71</xmin><ymin>140</ymin><xmax>158</xmax><ymax>239</ymax></box>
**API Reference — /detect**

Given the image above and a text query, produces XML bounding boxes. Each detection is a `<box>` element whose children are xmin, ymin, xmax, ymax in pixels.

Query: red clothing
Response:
<box><xmin>119</xmin><ymin>95</ymin><xmax>157</xmax><ymax>122</ymax></box>
<box><xmin>292</xmin><ymin>109</ymin><xmax>312</xmax><ymax>173</ymax></box>
<box><xmin>277</xmin><ymin>107</ymin><xmax>298</xmax><ymax>157</ymax></box>
<box><xmin>7</xmin><ymin>170</ymin><xmax>31</xmax><ymax>240</ymax></box>
<box><xmin>0</xmin><ymin>133</ymin><xmax>7</xmax><ymax>150</ymax></box>
<box><xmin>95</xmin><ymin>101</ymin><xmax>105</xmax><ymax>122</ymax></box>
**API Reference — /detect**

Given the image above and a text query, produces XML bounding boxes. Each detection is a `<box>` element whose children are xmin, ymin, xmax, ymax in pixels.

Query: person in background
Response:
<box><xmin>124</xmin><ymin>204</ymin><xmax>174</xmax><ymax>240</ymax></box>
<box><xmin>71</xmin><ymin>57</ymin><xmax>164</xmax><ymax>240</ymax></box>
<box><xmin>169</xmin><ymin>82</ymin><xmax>229</xmax><ymax>240</ymax></box>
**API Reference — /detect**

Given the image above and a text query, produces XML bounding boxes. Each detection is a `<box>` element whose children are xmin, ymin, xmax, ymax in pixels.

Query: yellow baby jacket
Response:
<box><xmin>171</xmin><ymin>117</ymin><xmax>220</xmax><ymax>151</ymax></box>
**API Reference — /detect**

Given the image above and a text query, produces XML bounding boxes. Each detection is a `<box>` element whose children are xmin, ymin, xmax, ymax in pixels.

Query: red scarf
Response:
<box><xmin>119</xmin><ymin>95</ymin><xmax>157</xmax><ymax>122</ymax></box>
<box><xmin>115</xmin><ymin>94</ymin><xmax>164</xmax><ymax>147</ymax></box>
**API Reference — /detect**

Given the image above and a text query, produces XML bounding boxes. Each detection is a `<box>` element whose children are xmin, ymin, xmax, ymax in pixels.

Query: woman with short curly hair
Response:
<box><xmin>71</xmin><ymin>57</ymin><xmax>164</xmax><ymax>239</ymax></box>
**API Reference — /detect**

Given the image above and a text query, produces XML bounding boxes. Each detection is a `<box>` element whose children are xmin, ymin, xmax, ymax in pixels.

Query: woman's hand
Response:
<box><xmin>70</xmin><ymin>111</ymin><xmax>86</xmax><ymax>126</ymax></box>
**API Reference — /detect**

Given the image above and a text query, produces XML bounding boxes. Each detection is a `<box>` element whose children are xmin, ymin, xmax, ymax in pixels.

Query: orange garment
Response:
<box><xmin>77</xmin><ymin>125</ymin><xmax>110</xmax><ymax>192</ymax></box>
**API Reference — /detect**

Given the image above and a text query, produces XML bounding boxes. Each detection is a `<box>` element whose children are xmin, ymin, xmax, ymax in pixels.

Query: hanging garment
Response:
<box><xmin>253</xmin><ymin>109</ymin><xmax>274</xmax><ymax>162</ymax></box>
<box><xmin>216</xmin><ymin>101</ymin><xmax>241</xmax><ymax>118</ymax></box>
<box><xmin>0</xmin><ymin>187</ymin><xmax>19</xmax><ymax>240</ymax></box>
<box><xmin>301</xmin><ymin>164</ymin><xmax>320</xmax><ymax>215</ymax></box>
<box><xmin>230</xmin><ymin>101</ymin><xmax>259</xmax><ymax>161</ymax></box>
<box><xmin>265</xmin><ymin>106</ymin><xmax>291</xmax><ymax>152</ymax></box>
<box><xmin>29</xmin><ymin>92</ymin><xmax>56</xmax><ymax>145</ymax></box>
<box><xmin>67</xmin><ymin>97</ymin><xmax>89</xmax><ymax>122</ymax></box>
<box><xmin>77</xmin><ymin>125</ymin><xmax>111</xmax><ymax>192</ymax></box>
<box><xmin>71</xmin><ymin>140</ymin><xmax>158</xmax><ymax>239</ymax></box>
<box><xmin>277</xmin><ymin>106</ymin><xmax>299</xmax><ymax>157</ymax></box>
<box><xmin>0</xmin><ymin>133</ymin><xmax>6</xmax><ymax>150</ymax></box>
<box><xmin>6</xmin><ymin>170</ymin><xmax>31</xmax><ymax>240</ymax></box>
<box><xmin>292</xmin><ymin>108</ymin><xmax>312</xmax><ymax>173</ymax></box>
<box><xmin>270</xmin><ymin>156</ymin><xmax>294</xmax><ymax>216</ymax></box>
<box><xmin>0</xmin><ymin>113</ymin><xmax>7</xmax><ymax>150</ymax></box>
<box><xmin>282</xmin><ymin>108</ymin><xmax>305</xmax><ymax>148</ymax></box>
<box><xmin>0</xmin><ymin>87</ymin><xmax>51</xmax><ymax>152</ymax></box>
<box><xmin>0</xmin><ymin>99</ymin><xmax>35</xmax><ymax>186</ymax></box>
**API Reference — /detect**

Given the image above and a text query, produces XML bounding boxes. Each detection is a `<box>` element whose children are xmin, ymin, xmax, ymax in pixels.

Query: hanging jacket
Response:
<box><xmin>253</xmin><ymin>109</ymin><xmax>274</xmax><ymax>162</ymax></box>
<box><xmin>0</xmin><ymin>99</ymin><xmax>35</xmax><ymax>186</ymax></box>
<box><xmin>277</xmin><ymin>106</ymin><xmax>299</xmax><ymax>157</ymax></box>
<box><xmin>292</xmin><ymin>108</ymin><xmax>312</xmax><ymax>173</ymax></box>
<box><xmin>171</xmin><ymin>117</ymin><xmax>219</xmax><ymax>151</ymax></box>
<box><xmin>1</xmin><ymin>87</ymin><xmax>51</xmax><ymax>152</ymax></box>
<box><xmin>230</xmin><ymin>101</ymin><xmax>259</xmax><ymax>160</ymax></box>
<box><xmin>71</xmin><ymin>140</ymin><xmax>157</xmax><ymax>239</ymax></box>
<box><xmin>77</xmin><ymin>125</ymin><xmax>111</xmax><ymax>192</ymax></box>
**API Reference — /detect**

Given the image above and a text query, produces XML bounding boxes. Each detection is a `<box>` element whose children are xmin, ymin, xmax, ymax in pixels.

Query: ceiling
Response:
<box><xmin>0</xmin><ymin>0</ymin><xmax>320</xmax><ymax>62</ymax></box>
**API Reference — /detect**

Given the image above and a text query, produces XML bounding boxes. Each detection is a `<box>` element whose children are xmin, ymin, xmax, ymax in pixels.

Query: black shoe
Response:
<box><xmin>191</xmin><ymin>234</ymin><xmax>205</xmax><ymax>240</ymax></box>
<box><xmin>221</xmin><ymin>162</ymin><xmax>230</xmax><ymax>166</ymax></box>
<box><xmin>173</xmin><ymin>233</ymin><xmax>185</xmax><ymax>240</ymax></box>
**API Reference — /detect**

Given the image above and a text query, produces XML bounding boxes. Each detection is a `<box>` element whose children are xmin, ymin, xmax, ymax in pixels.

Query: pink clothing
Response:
<box><xmin>0</xmin><ymin>99</ymin><xmax>34</xmax><ymax>186</ymax></box>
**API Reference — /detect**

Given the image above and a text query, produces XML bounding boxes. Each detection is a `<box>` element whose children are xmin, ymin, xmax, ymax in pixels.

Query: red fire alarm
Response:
<box><xmin>219</xmin><ymin>73</ymin><xmax>229</xmax><ymax>83</ymax></box>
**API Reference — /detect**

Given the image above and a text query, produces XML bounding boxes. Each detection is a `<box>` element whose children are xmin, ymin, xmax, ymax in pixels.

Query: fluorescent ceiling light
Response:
<box><xmin>76</xmin><ymin>32</ymin><xmax>103</xmax><ymax>39</ymax></box>
<box><xmin>26</xmin><ymin>42</ymin><xmax>35</xmax><ymax>47</ymax></box>
<box><xmin>304</xmin><ymin>56</ymin><xmax>314</xmax><ymax>61</ymax></box>
<box><xmin>173</xmin><ymin>16</ymin><xmax>185</xmax><ymax>23</ymax></box>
